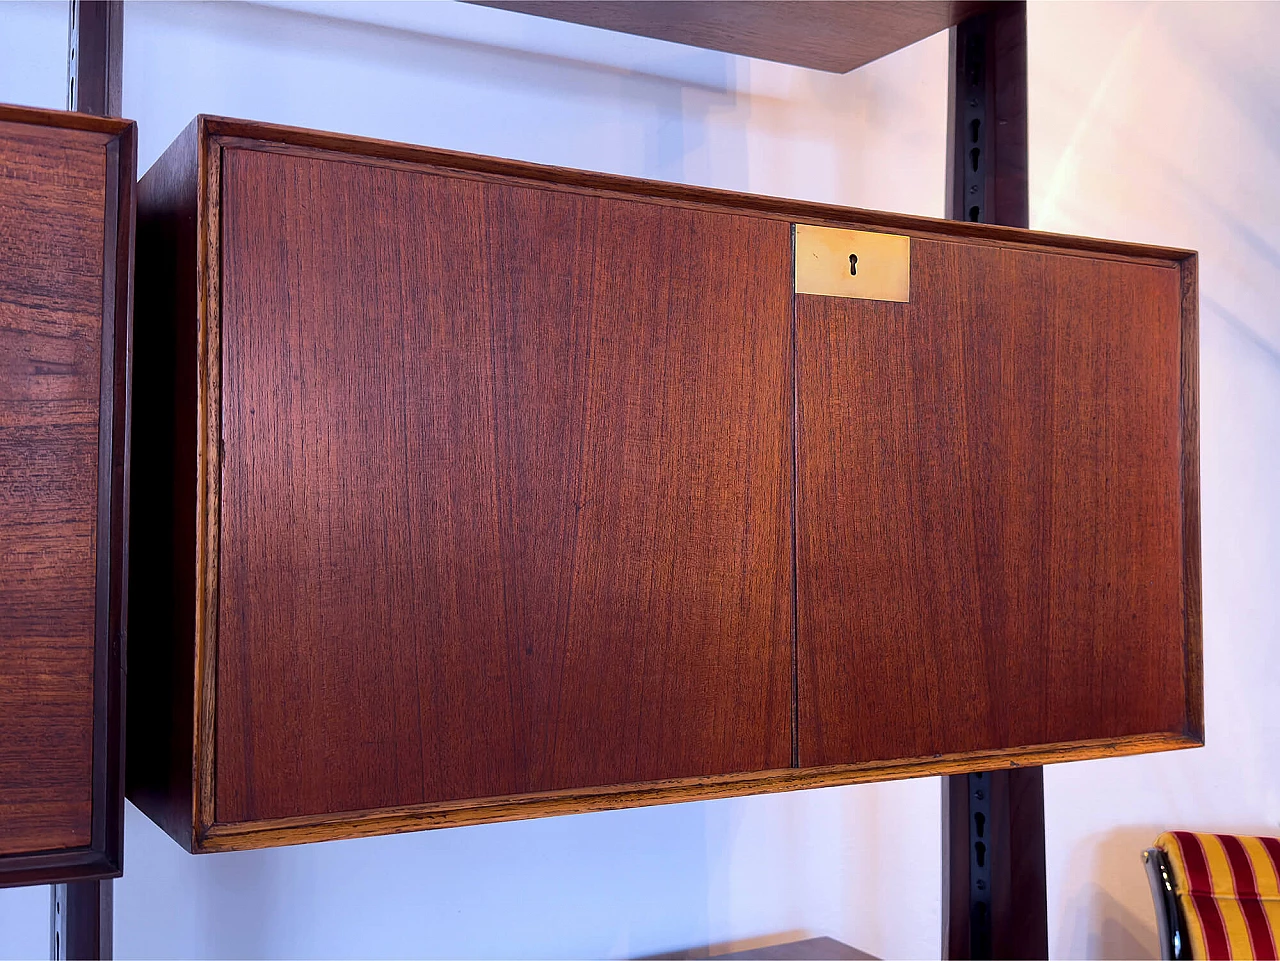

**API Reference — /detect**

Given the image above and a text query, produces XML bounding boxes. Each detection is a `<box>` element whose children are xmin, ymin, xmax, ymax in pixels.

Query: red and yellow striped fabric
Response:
<box><xmin>1157</xmin><ymin>831</ymin><xmax>1280</xmax><ymax>960</ymax></box>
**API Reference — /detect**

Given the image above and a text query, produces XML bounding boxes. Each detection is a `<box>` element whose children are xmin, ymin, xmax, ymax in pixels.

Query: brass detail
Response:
<box><xmin>794</xmin><ymin>224</ymin><xmax>910</xmax><ymax>302</ymax></box>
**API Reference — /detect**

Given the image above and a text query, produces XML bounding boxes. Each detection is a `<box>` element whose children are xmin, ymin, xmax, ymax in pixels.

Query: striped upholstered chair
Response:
<box><xmin>1144</xmin><ymin>831</ymin><xmax>1280</xmax><ymax>960</ymax></box>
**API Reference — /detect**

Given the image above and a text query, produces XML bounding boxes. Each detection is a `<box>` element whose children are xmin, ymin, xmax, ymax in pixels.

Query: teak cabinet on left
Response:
<box><xmin>129</xmin><ymin>116</ymin><xmax>1200</xmax><ymax>854</ymax></box>
<box><xmin>0</xmin><ymin>104</ymin><xmax>134</xmax><ymax>886</ymax></box>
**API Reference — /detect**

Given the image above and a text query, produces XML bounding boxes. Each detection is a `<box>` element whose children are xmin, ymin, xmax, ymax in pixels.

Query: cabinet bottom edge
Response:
<box><xmin>190</xmin><ymin>730</ymin><xmax>1199</xmax><ymax>852</ymax></box>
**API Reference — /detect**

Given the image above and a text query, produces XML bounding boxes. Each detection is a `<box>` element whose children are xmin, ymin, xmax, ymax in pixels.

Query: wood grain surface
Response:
<box><xmin>797</xmin><ymin>239</ymin><xmax>1190</xmax><ymax>766</ymax></box>
<box><xmin>0</xmin><ymin>104</ymin><xmax>134</xmax><ymax>883</ymax></box>
<box><xmin>472</xmin><ymin>1</ymin><xmax>991</xmax><ymax>74</ymax></box>
<box><xmin>213</xmin><ymin>145</ymin><xmax>794</xmax><ymax>823</ymax></box>
<box><xmin>124</xmin><ymin>116</ymin><xmax>1199</xmax><ymax>852</ymax></box>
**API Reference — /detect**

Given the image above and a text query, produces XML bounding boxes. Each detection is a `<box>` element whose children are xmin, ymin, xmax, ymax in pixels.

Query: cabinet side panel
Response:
<box><xmin>797</xmin><ymin>239</ymin><xmax>1187</xmax><ymax>765</ymax></box>
<box><xmin>89</xmin><ymin>119</ymin><xmax>134</xmax><ymax>879</ymax></box>
<box><xmin>126</xmin><ymin>120</ymin><xmax>201</xmax><ymax>851</ymax></box>
<box><xmin>0</xmin><ymin>121</ymin><xmax>106</xmax><ymax>856</ymax></box>
<box><xmin>214</xmin><ymin>147</ymin><xmax>794</xmax><ymax>824</ymax></box>
<box><xmin>1179</xmin><ymin>256</ymin><xmax>1202</xmax><ymax>741</ymax></box>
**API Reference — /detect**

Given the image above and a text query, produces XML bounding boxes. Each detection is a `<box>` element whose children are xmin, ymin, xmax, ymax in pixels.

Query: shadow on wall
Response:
<box><xmin>1057</xmin><ymin>826</ymin><xmax>1163</xmax><ymax>961</ymax></box>
<box><xmin>126</xmin><ymin>0</ymin><xmax>950</xmax><ymax>215</ymax></box>
<box><xmin>127</xmin><ymin>0</ymin><xmax>743</xmax><ymax>184</ymax></box>
<box><xmin>119</xmin><ymin>798</ymin><xmax>725</xmax><ymax>959</ymax></box>
<box><xmin>150</xmin><ymin>0</ymin><xmax>739</xmax><ymax>95</ymax></box>
<box><xmin>1089</xmin><ymin>888</ymin><xmax>1159</xmax><ymax>961</ymax></box>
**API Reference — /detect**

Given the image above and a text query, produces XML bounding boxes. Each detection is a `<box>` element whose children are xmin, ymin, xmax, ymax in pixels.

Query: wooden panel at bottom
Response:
<box><xmin>196</xmin><ymin>731</ymin><xmax>1194</xmax><ymax>852</ymax></box>
<box><xmin>213</xmin><ymin>145</ymin><xmax>795</xmax><ymax>825</ymax></box>
<box><xmin>797</xmin><ymin>237</ymin><xmax>1189</xmax><ymax>766</ymax></box>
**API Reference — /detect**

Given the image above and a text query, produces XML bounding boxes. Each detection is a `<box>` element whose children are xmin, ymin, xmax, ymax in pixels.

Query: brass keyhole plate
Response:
<box><xmin>794</xmin><ymin>224</ymin><xmax>910</xmax><ymax>302</ymax></box>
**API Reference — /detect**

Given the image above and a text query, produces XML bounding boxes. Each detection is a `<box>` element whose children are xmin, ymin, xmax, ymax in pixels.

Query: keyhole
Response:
<box><xmin>848</xmin><ymin>253</ymin><xmax>858</xmax><ymax>276</ymax></box>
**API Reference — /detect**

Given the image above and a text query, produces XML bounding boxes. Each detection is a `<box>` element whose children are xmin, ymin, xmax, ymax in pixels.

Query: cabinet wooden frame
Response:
<box><xmin>0</xmin><ymin>103</ymin><xmax>134</xmax><ymax>887</ymax></box>
<box><xmin>129</xmin><ymin>115</ymin><xmax>1200</xmax><ymax>854</ymax></box>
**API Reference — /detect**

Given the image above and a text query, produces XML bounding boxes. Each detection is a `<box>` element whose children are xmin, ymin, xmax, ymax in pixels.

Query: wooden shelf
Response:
<box><xmin>470</xmin><ymin>1</ymin><xmax>992</xmax><ymax>73</ymax></box>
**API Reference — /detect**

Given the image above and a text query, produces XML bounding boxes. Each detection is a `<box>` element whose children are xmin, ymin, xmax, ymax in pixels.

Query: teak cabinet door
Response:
<box><xmin>796</xmin><ymin>237</ymin><xmax>1195</xmax><ymax>766</ymax></box>
<box><xmin>213</xmin><ymin>146</ymin><xmax>795</xmax><ymax>823</ymax></box>
<box><xmin>0</xmin><ymin>106</ymin><xmax>133</xmax><ymax>886</ymax></box>
<box><xmin>128</xmin><ymin>117</ymin><xmax>1199</xmax><ymax>852</ymax></box>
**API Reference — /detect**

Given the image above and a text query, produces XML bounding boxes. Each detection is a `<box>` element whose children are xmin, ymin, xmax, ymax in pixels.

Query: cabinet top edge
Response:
<box><xmin>190</xmin><ymin>114</ymin><xmax>1196</xmax><ymax>266</ymax></box>
<box><xmin>0</xmin><ymin>102</ymin><xmax>135</xmax><ymax>141</ymax></box>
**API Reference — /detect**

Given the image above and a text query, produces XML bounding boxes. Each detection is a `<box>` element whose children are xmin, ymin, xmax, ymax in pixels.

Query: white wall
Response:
<box><xmin>0</xmin><ymin>1</ymin><xmax>1276</xmax><ymax>958</ymax></box>
<box><xmin>1029</xmin><ymin>3</ymin><xmax>1280</xmax><ymax>958</ymax></box>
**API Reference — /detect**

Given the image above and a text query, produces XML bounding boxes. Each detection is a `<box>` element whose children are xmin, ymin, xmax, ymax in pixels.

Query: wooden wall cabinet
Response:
<box><xmin>129</xmin><ymin>116</ymin><xmax>1200</xmax><ymax>854</ymax></box>
<box><xmin>0</xmin><ymin>104</ymin><xmax>134</xmax><ymax>886</ymax></box>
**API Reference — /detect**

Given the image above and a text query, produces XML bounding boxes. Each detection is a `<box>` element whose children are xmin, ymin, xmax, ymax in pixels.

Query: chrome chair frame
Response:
<box><xmin>1144</xmin><ymin>846</ymin><xmax>1191</xmax><ymax>960</ymax></box>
